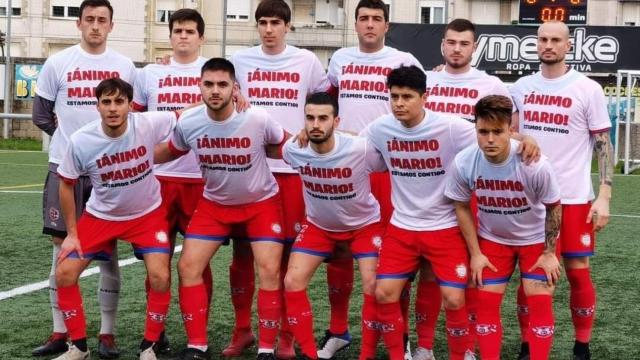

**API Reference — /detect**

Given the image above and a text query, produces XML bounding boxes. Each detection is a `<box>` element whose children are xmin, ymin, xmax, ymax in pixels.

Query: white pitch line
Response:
<box><xmin>0</xmin><ymin>162</ymin><xmax>48</xmax><ymax>167</ymax></box>
<box><xmin>0</xmin><ymin>190</ymin><xmax>43</xmax><ymax>194</ymax></box>
<box><xmin>0</xmin><ymin>150</ymin><xmax>44</xmax><ymax>154</ymax></box>
<box><xmin>0</xmin><ymin>245</ymin><xmax>183</xmax><ymax>301</ymax></box>
<box><xmin>611</xmin><ymin>214</ymin><xmax>640</xmax><ymax>219</ymax></box>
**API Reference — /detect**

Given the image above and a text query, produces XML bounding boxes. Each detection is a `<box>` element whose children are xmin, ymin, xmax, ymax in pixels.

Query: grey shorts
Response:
<box><xmin>42</xmin><ymin>162</ymin><xmax>92</xmax><ymax>238</ymax></box>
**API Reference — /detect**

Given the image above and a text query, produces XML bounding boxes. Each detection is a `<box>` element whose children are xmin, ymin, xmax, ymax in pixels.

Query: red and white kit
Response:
<box><xmin>57</xmin><ymin>111</ymin><xmax>176</xmax><ymax>258</ymax></box>
<box><xmin>510</xmin><ymin>69</ymin><xmax>611</xmax><ymax>257</ymax></box>
<box><xmin>327</xmin><ymin>46</ymin><xmax>422</xmax><ymax>133</ymax></box>
<box><xmin>425</xmin><ymin>68</ymin><xmax>511</xmax><ymax>122</ymax></box>
<box><xmin>445</xmin><ymin>139</ymin><xmax>562</xmax><ymax>360</ymax></box>
<box><xmin>37</xmin><ymin>44</ymin><xmax>137</xmax><ymax>165</ymax></box>
<box><xmin>133</xmin><ymin>57</ymin><xmax>207</xmax><ymax>232</ymax></box>
<box><xmin>282</xmin><ymin>132</ymin><xmax>386</xmax><ymax>256</ymax></box>
<box><xmin>362</xmin><ymin>111</ymin><xmax>475</xmax><ymax>283</ymax></box>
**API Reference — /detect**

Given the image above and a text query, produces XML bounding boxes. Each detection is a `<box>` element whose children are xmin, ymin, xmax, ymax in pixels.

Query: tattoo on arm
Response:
<box><xmin>544</xmin><ymin>205</ymin><xmax>561</xmax><ymax>253</ymax></box>
<box><xmin>594</xmin><ymin>132</ymin><xmax>614</xmax><ymax>187</ymax></box>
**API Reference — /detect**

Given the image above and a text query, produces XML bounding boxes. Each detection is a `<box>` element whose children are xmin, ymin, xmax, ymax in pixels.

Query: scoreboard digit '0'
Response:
<box><xmin>519</xmin><ymin>0</ymin><xmax>588</xmax><ymax>25</ymax></box>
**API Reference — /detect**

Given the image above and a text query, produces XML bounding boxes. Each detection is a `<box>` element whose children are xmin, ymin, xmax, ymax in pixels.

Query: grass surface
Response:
<box><xmin>0</xmin><ymin>150</ymin><xmax>639</xmax><ymax>359</ymax></box>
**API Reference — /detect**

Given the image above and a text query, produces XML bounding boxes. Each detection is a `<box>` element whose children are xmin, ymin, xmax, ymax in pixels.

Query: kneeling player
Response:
<box><xmin>155</xmin><ymin>58</ymin><xmax>289</xmax><ymax>360</ymax></box>
<box><xmin>54</xmin><ymin>78</ymin><xmax>176</xmax><ymax>360</ymax></box>
<box><xmin>445</xmin><ymin>95</ymin><xmax>562</xmax><ymax>360</ymax></box>
<box><xmin>281</xmin><ymin>93</ymin><xmax>386</xmax><ymax>360</ymax></box>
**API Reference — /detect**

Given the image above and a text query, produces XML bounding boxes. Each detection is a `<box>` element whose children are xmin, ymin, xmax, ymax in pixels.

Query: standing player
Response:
<box><xmin>322</xmin><ymin>1</ymin><xmax>423</xmax><ymax>357</ymax></box>
<box><xmin>132</xmin><ymin>8</ymin><xmax>208</xmax><ymax>352</ymax></box>
<box><xmin>510</xmin><ymin>21</ymin><xmax>614</xmax><ymax>360</ymax></box>
<box><xmin>415</xmin><ymin>18</ymin><xmax>512</xmax><ymax>360</ymax></box>
<box><xmin>54</xmin><ymin>78</ymin><xmax>175</xmax><ymax>360</ymax></box>
<box><xmin>229</xmin><ymin>1</ymin><xmax>330</xmax><ymax>357</ymax></box>
<box><xmin>445</xmin><ymin>95</ymin><xmax>562</xmax><ymax>360</ymax></box>
<box><xmin>31</xmin><ymin>0</ymin><xmax>136</xmax><ymax>357</ymax></box>
<box><xmin>154</xmin><ymin>58</ymin><xmax>289</xmax><ymax>360</ymax></box>
<box><xmin>363</xmin><ymin>65</ymin><xmax>475</xmax><ymax>360</ymax></box>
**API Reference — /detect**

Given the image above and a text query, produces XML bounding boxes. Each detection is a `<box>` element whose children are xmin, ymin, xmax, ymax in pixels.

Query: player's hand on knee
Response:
<box><xmin>529</xmin><ymin>252</ymin><xmax>561</xmax><ymax>287</ymax></box>
<box><xmin>58</xmin><ymin>234</ymin><xmax>83</xmax><ymax>263</ymax></box>
<box><xmin>470</xmin><ymin>253</ymin><xmax>497</xmax><ymax>288</ymax></box>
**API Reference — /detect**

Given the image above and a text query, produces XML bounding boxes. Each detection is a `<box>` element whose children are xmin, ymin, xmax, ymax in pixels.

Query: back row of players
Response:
<box><xmin>32</xmin><ymin>1</ymin><xmax>613</xmax><ymax>360</ymax></box>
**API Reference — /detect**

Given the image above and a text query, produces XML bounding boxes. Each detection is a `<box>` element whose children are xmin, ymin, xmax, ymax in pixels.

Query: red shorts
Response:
<box><xmin>370</xmin><ymin>171</ymin><xmax>393</xmax><ymax>226</ymax></box>
<box><xmin>556</xmin><ymin>203</ymin><xmax>595</xmax><ymax>258</ymax></box>
<box><xmin>71</xmin><ymin>206</ymin><xmax>170</xmax><ymax>261</ymax></box>
<box><xmin>158</xmin><ymin>177</ymin><xmax>204</xmax><ymax>235</ymax></box>
<box><xmin>479</xmin><ymin>239</ymin><xmax>548</xmax><ymax>284</ymax></box>
<box><xmin>185</xmin><ymin>195</ymin><xmax>284</xmax><ymax>244</ymax></box>
<box><xmin>275</xmin><ymin>173</ymin><xmax>305</xmax><ymax>243</ymax></box>
<box><xmin>376</xmin><ymin>224</ymin><xmax>469</xmax><ymax>288</ymax></box>
<box><xmin>292</xmin><ymin>221</ymin><xmax>383</xmax><ymax>259</ymax></box>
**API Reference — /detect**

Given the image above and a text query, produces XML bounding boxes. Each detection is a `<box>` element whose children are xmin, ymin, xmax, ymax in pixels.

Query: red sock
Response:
<box><xmin>361</xmin><ymin>294</ymin><xmax>380</xmax><ymax>359</ymax></box>
<box><xmin>179</xmin><ymin>283</ymin><xmax>209</xmax><ymax>346</ymax></box>
<box><xmin>327</xmin><ymin>257</ymin><xmax>354</xmax><ymax>335</ymax></box>
<box><xmin>527</xmin><ymin>295</ymin><xmax>554</xmax><ymax>360</ymax></box>
<box><xmin>465</xmin><ymin>287</ymin><xmax>479</xmax><ymax>352</ymax></box>
<box><xmin>280</xmin><ymin>257</ymin><xmax>293</xmax><ymax>337</ymax></box>
<box><xmin>284</xmin><ymin>290</ymin><xmax>316</xmax><ymax>358</ymax></box>
<box><xmin>445</xmin><ymin>307</ymin><xmax>471</xmax><ymax>360</ymax></box>
<box><xmin>257</xmin><ymin>289</ymin><xmax>282</xmax><ymax>349</ymax></box>
<box><xmin>229</xmin><ymin>256</ymin><xmax>255</xmax><ymax>331</ymax></box>
<box><xmin>377</xmin><ymin>302</ymin><xmax>405</xmax><ymax>360</ymax></box>
<box><xmin>400</xmin><ymin>281</ymin><xmax>411</xmax><ymax>334</ymax></box>
<box><xmin>476</xmin><ymin>291</ymin><xmax>504</xmax><ymax>360</ymax></box>
<box><xmin>566</xmin><ymin>268</ymin><xmax>596</xmax><ymax>343</ymax></box>
<box><xmin>415</xmin><ymin>280</ymin><xmax>441</xmax><ymax>349</ymax></box>
<box><xmin>57</xmin><ymin>284</ymin><xmax>87</xmax><ymax>341</ymax></box>
<box><xmin>145</xmin><ymin>289</ymin><xmax>171</xmax><ymax>341</ymax></box>
<box><xmin>517</xmin><ymin>283</ymin><xmax>530</xmax><ymax>343</ymax></box>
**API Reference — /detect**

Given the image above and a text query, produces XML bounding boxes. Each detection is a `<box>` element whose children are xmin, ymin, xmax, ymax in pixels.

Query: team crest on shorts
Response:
<box><xmin>294</xmin><ymin>222</ymin><xmax>302</xmax><ymax>233</ymax></box>
<box><xmin>49</xmin><ymin>207</ymin><xmax>60</xmax><ymax>222</ymax></box>
<box><xmin>581</xmin><ymin>233</ymin><xmax>591</xmax><ymax>247</ymax></box>
<box><xmin>372</xmin><ymin>235</ymin><xmax>382</xmax><ymax>249</ymax></box>
<box><xmin>455</xmin><ymin>263</ymin><xmax>467</xmax><ymax>279</ymax></box>
<box><xmin>155</xmin><ymin>231</ymin><xmax>168</xmax><ymax>244</ymax></box>
<box><xmin>271</xmin><ymin>223</ymin><xmax>282</xmax><ymax>234</ymax></box>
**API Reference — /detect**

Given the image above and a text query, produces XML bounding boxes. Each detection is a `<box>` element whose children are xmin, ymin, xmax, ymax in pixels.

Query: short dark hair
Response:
<box><xmin>169</xmin><ymin>9</ymin><xmax>205</xmax><ymax>37</ymax></box>
<box><xmin>355</xmin><ymin>0</ymin><xmax>389</xmax><ymax>22</ymax></box>
<box><xmin>444</xmin><ymin>18</ymin><xmax>476</xmax><ymax>41</ymax></box>
<box><xmin>255</xmin><ymin>0</ymin><xmax>291</xmax><ymax>24</ymax></box>
<box><xmin>387</xmin><ymin>65</ymin><xmax>426</xmax><ymax>95</ymax></box>
<box><xmin>474</xmin><ymin>95</ymin><xmax>513</xmax><ymax>125</ymax></box>
<box><xmin>95</xmin><ymin>78</ymin><xmax>133</xmax><ymax>101</ymax></box>
<box><xmin>201</xmin><ymin>58</ymin><xmax>236</xmax><ymax>81</ymax></box>
<box><xmin>306</xmin><ymin>92</ymin><xmax>339</xmax><ymax>117</ymax></box>
<box><xmin>79</xmin><ymin>0</ymin><xmax>113</xmax><ymax>21</ymax></box>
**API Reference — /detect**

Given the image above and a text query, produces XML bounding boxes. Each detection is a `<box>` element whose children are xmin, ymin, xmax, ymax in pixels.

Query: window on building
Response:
<box><xmin>0</xmin><ymin>0</ymin><xmax>21</xmax><ymax>16</ymax></box>
<box><xmin>156</xmin><ymin>0</ymin><xmax>177</xmax><ymax>23</ymax></box>
<box><xmin>419</xmin><ymin>1</ymin><xmax>445</xmax><ymax>24</ymax></box>
<box><xmin>226</xmin><ymin>0</ymin><xmax>250</xmax><ymax>21</ymax></box>
<box><xmin>51</xmin><ymin>3</ymin><xmax>80</xmax><ymax>18</ymax></box>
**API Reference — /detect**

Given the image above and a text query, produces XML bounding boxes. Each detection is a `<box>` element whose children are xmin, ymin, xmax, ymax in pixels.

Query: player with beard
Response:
<box><xmin>509</xmin><ymin>21</ymin><xmax>613</xmax><ymax>360</ymax></box>
<box><xmin>281</xmin><ymin>92</ymin><xmax>385</xmax><ymax>360</ymax></box>
<box><xmin>54</xmin><ymin>78</ymin><xmax>175</xmax><ymax>360</ymax></box>
<box><xmin>31</xmin><ymin>1</ymin><xmax>136</xmax><ymax>357</ymax></box>
<box><xmin>414</xmin><ymin>19</ymin><xmax>512</xmax><ymax>360</ymax></box>
<box><xmin>155</xmin><ymin>58</ymin><xmax>290</xmax><ymax>360</ymax></box>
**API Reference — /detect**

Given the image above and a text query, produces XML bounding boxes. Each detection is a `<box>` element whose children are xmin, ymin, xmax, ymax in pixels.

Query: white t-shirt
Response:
<box><xmin>170</xmin><ymin>105</ymin><xmax>284</xmax><ymax>205</ymax></box>
<box><xmin>425</xmin><ymin>68</ymin><xmax>512</xmax><ymax>122</ymax></box>
<box><xmin>510</xmin><ymin>69</ymin><xmax>611</xmax><ymax>204</ymax></box>
<box><xmin>133</xmin><ymin>57</ymin><xmax>207</xmax><ymax>179</ymax></box>
<box><xmin>232</xmin><ymin>45</ymin><xmax>330</xmax><ymax>173</ymax></box>
<box><xmin>362</xmin><ymin>111</ymin><xmax>476</xmax><ymax>231</ymax></box>
<box><xmin>58</xmin><ymin>112</ymin><xmax>175</xmax><ymax>221</ymax></box>
<box><xmin>445</xmin><ymin>139</ymin><xmax>561</xmax><ymax>246</ymax></box>
<box><xmin>282</xmin><ymin>133</ymin><xmax>386</xmax><ymax>231</ymax></box>
<box><xmin>327</xmin><ymin>46</ymin><xmax>423</xmax><ymax>133</ymax></box>
<box><xmin>36</xmin><ymin>44</ymin><xmax>137</xmax><ymax>165</ymax></box>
